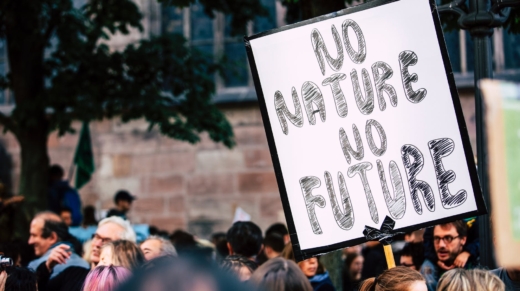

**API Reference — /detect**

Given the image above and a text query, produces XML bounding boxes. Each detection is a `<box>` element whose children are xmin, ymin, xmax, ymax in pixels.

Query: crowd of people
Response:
<box><xmin>0</xmin><ymin>165</ymin><xmax>519</xmax><ymax>291</ymax></box>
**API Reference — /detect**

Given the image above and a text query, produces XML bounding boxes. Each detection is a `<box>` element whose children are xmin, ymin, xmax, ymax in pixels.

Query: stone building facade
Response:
<box><xmin>0</xmin><ymin>0</ymin><xmax>519</xmax><ymax>238</ymax></box>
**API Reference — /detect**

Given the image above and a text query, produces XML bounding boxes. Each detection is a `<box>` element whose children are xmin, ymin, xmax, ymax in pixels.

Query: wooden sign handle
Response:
<box><xmin>383</xmin><ymin>244</ymin><xmax>396</xmax><ymax>269</ymax></box>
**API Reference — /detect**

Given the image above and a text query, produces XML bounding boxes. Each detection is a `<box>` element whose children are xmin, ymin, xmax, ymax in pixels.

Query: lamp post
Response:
<box><xmin>438</xmin><ymin>0</ymin><xmax>519</xmax><ymax>269</ymax></box>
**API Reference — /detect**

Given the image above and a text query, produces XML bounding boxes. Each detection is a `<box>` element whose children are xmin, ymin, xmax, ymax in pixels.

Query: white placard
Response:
<box><xmin>246</xmin><ymin>0</ymin><xmax>485</xmax><ymax>260</ymax></box>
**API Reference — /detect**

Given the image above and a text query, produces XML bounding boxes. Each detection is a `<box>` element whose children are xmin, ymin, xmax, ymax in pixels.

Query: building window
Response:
<box><xmin>161</xmin><ymin>0</ymin><xmax>278</xmax><ymax>91</ymax></box>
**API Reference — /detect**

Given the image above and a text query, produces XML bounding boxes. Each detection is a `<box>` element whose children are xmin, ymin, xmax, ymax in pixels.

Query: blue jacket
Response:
<box><xmin>49</xmin><ymin>181</ymin><xmax>82</xmax><ymax>226</ymax></box>
<box><xmin>309</xmin><ymin>271</ymin><xmax>336</xmax><ymax>291</ymax></box>
<box><xmin>28</xmin><ymin>242</ymin><xmax>90</xmax><ymax>279</ymax></box>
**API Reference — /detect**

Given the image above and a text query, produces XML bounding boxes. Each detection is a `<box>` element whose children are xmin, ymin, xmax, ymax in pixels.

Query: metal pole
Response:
<box><xmin>471</xmin><ymin>24</ymin><xmax>495</xmax><ymax>269</ymax></box>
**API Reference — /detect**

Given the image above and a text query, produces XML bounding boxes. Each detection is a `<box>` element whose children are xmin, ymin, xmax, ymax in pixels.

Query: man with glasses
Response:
<box><xmin>420</xmin><ymin>220</ymin><xmax>475</xmax><ymax>291</ymax></box>
<box><xmin>37</xmin><ymin>216</ymin><xmax>136</xmax><ymax>291</ymax></box>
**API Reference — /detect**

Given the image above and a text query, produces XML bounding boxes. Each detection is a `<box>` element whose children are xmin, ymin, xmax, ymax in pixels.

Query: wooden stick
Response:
<box><xmin>383</xmin><ymin>244</ymin><xmax>396</xmax><ymax>269</ymax></box>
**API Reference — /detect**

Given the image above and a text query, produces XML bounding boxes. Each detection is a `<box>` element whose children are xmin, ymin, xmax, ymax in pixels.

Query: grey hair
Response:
<box><xmin>144</xmin><ymin>235</ymin><xmax>177</xmax><ymax>257</ymax></box>
<box><xmin>98</xmin><ymin>216</ymin><xmax>136</xmax><ymax>242</ymax></box>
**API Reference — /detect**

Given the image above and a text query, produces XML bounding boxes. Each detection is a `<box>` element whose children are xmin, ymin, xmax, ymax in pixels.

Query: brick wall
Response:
<box><xmin>0</xmin><ymin>95</ymin><xmax>477</xmax><ymax>238</ymax></box>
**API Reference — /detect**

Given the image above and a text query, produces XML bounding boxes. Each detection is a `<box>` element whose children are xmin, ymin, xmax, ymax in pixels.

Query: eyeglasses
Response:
<box><xmin>433</xmin><ymin>235</ymin><xmax>459</xmax><ymax>244</ymax></box>
<box><xmin>92</xmin><ymin>233</ymin><xmax>113</xmax><ymax>244</ymax></box>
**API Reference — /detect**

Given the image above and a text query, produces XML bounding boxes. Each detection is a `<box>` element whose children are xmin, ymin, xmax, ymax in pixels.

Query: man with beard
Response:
<box><xmin>420</xmin><ymin>220</ymin><xmax>476</xmax><ymax>291</ymax></box>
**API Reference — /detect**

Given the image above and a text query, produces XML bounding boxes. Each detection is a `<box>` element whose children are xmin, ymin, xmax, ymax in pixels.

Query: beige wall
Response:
<box><xmin>0</xmin><ymin>93</ymin><xmax>478</xmax><ymax>238</ymax></box>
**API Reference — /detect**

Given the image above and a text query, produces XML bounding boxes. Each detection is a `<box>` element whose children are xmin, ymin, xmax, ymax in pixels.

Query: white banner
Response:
<box><xmin>245</xmin><ymin>0</ymin><xmax>485</xmax><ymax>259</ymax></box>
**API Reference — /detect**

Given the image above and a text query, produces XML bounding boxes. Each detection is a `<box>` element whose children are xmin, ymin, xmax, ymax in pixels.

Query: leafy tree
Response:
<box><xmin>0</xmin><ymin>0</ymin><xmax>266</xmax><ymax>239</ymax></box>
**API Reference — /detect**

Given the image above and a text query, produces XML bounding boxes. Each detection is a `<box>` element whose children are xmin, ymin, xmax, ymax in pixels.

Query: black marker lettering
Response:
<box><xmin>366</xmin><ymin>119</ymin><xmax>387</xmax><ymax>157</ymax></box>
<box><xmin>342</xmin><ymin>19</ymin><xmax>366</xmax><ymax>64</ymax></box>
<box><xmin>347</xmin><ymin>162</ymin><xmax>379</xmax><ymax>223</ymax></box>
<box><xmin>274</xmin><ymin>88</ymin><xmax>304</xmax><ymax>135</ymax></box>
<box><xmin>299</xmin><ymin>176</ymin><xmax>326</xmax><ymax>234</ymax></box>
<box><xmin>377</xmin><ymin>160</ymin><xmax>406</xmax><ymax>219</ymax></box>
<box><xmin>325</xmin><ymin>171</ymin><xmax>355</xmax><ymax>230</ymax></box>
<box><xmin>399</xmin><ymin>50</ymin><xmax>427</xmax><ymax>103</ymax></box>
<box><xmin>322</xmin><ymin>73</ymin><xmax>348</xmax><ymax>118</ymax></box>
<box><xmin>401</xmin><ymin>145</ymin><xmax>435</xmax><ymax>214</ymax></box>
<box><xmin>351</xmin><ymin>68</ymin><xmax>374</xmax><ymax>115</ymax></box>
<box><xmin>339</xmin><ymin>124</ymin><xmax>364</xmax><ymax>165</ymax></box>
<box><xmin>372</xmin><ymin>61</ymin><xmax>398</xmax><ymax>111</ymax></box>
<box><xmin>311</xmin><ymin>26</ymin><xmax>344</xmax><ymax>76</ymax></box>
<box><xmin>428</xmin><ymin>138</ymin><xmax>467</xmax><ymax>208</ymax></box>
<box><xmin>302</xmin><ymin>81</ymin><xmax>326</xmax><ymax>125</ymax></box>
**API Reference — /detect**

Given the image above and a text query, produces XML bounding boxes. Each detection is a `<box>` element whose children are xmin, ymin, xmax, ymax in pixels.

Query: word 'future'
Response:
<box><xmin>273</xmin><ymin>19</ymin><xmax>468</xmax><ymax>235</ymax></box>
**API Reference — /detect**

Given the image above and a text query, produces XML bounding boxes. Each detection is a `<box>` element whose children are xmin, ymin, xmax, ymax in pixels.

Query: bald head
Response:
<box><xmin>29</xmin><ymin>211</ymin><xmax>66</xmax><ymax>257</ymax></box>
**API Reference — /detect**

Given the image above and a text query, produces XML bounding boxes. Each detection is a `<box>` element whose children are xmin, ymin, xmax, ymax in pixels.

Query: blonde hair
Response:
<box><xmin>468</xmin><ymin>269</ymin><xmax>505</xmax><ymax>291</ymax></box>
<box><xmin>438</xmin><ymin>269</ymin><xmax>505</xmax><ymax>291</ymax></box>
<box><xmin>359</xmin><ymin>266</ymin><xmax>424</xmax><ymax>291</ymax></box>
<box><xmin>101</xmin><ymin>240</ymin><xmax>144</xmax><ymax>271</ymax></box>
<box><xmin>437</xmin><ymin>269</ymin><xmax>472</xmax><ymax>291</ymax></box>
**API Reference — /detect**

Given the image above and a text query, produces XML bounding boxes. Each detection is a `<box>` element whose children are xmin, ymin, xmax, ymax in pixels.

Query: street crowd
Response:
<box><xmin>0</xmin><ymin>165</ymin><xmax>519</xmax><ymax>291</ymax></box>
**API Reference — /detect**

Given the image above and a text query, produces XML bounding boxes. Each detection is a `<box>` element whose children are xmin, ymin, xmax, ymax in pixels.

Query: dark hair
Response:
<box><xmin>117</xmin><ymin>256</ymin><xmax>249</xmax><ymax>291</ymax></box>
<box><xmin>59</xmin><ymin>206</ymin><xmax>72</xmax><ymax>214</ymax></box>
<box><xmin>400</xmin><ymin>242</ymin><xmax>425</xmax><ymax>270</ymax></box>
<box><xmin>220</xmin><ymin>255</ymin><xmax>258</xmax><ymax>278</ymax></box>
<box><xmin>83</xmin><ymin>205</ymin><xmax>98</xmax><ymax>226</ymax></box>
<box><xmin>264</xmin><ymin>233</ymin><xmax>285</xmax><ymax>253</ymax></box>
<box><xmin>250</xmin><ymin>257</ymin><xmax>313</xmax><ymax>291</ymax></box>
<box><xmin>5</xmin><ymin>266</ymin><xmax>37</xmax><ymax>291</ymax></box>
<box><xmin>344</xmin><ymin>253</ymin><xmax>361</xmax><ymax>279</ymax></box>
<box><xmin>41</xmin><ymin>219</ymin><xmax>69</xmax><ymax>241</ymax></box>
<box><xmin>49</xmin><ymin>164</ymin><xmax>64</xmax><ymax>178</ymax></box>
<box><xmin>359</xmin><ymin>266</ymin><xmax>424</xmax><ymax>291</ymax></box>
<box><xmin>449</xmin><ymin>220</ymin><xmax>468</xmax><ymax>238</ymax></box>
<box><xmin>265</xmin><ymin>223</ymin><xmax>288</xmax><ymax>237</ymax></box>
<box><xmin>211</xmin><ymin>232</ymin><xmax>229</xmax><ymax>261</ymax></box>
<box><xmin>114</xmin><ymin>190</ymin><xmax>135</xmax><ymax>203</ymax></box>
<box><xmin>170</xmin><ymin>230</ymin><xmax>197</xmax><ymax>255</ymax></box>
<box><xmin>226</xmin><ymin>221</ymin><xmax>263</xmax><ymax>258</ymax></box>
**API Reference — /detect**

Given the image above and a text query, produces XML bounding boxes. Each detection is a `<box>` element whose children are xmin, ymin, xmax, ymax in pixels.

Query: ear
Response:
<box><xmin>460</xmin><ymin>236</ymin><xmax>467</xmax><ymax>246</ymax></box>
<box><xmin>50</xmin><ymin>231</ymin><xmax>59</xmax><ymax>244</ymax></box>
<box><xmin>264</xmin><ymin>246</ymin><xmax>272</xmax><ymax>256</ymax></box>
<box><xmin>227</xmin><ymin>242</ymin><xmax>233</xmax><ymax>255</ymax></box>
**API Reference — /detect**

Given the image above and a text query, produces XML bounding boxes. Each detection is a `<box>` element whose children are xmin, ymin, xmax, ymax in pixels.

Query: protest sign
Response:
<box><xmin>481</xmin><ymin>79</ymin><xmax>520</xmax><ymax>268</ymax></box>
<box><xmin>245</xmin><ymin>0</ymin><xmax>486</xmax><ymax>260</ymax></box>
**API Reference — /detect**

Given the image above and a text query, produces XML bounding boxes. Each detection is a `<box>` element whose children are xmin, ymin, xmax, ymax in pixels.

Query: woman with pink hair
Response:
<box><xmin>82</xmin><ymin>265</ymin><xmax>131</xmax><ymax>291</ymax></box>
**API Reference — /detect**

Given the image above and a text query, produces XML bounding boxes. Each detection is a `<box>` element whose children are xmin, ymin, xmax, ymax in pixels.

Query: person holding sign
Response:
<box><xmin>420</xmin><ymin>221</ymin><xmax>476</xmax><ymax>291</ymax></box>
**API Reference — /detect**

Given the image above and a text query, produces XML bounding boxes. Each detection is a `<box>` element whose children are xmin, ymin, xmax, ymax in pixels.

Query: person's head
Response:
<box><xmin>468</xmin><ymin>269</ymin><xmax>505</xmax><ymax>291</ymax></box>
<box><xmin>83</xmin><ymin>206</ymin><xmax>98</xmax><ymax>226</ymax></box>
<box><xmin>140</xmin><ymin>235</ymin><xmax>177</xmax><ymax>261</ymax></box>
<box><xmin>60</xmin><ymin>207</ymin><xmax>73</xmax><ymax>226</ymax></box>
<box><xmin>220</xmin><ymin>255</ymin><xmax>258</xmax><ymax>281</ymax></box>
<box><xmin>281</xmin><ymin>242</ymin><xmax>295</xmax><ymax>261</ymax></box>
<box><xmin>359</xmin><ymin>266</ymin><xmax>426</xmax><ymax>291</ymax></box>
<box><xmin>265</xmin><ymin>223</ymin><xmax>290</xmax><ymax>245</ymax></box>
<box><xmin>400</xmin><ymin>242</ymin><xmax>424</xmax><ymax>271</ymax></box>
<box><xmin>90</xmin><ymin>216</ymin><xmax>136</xmax><ymax>265</ymax></box>
<box><xmin>82</xmin><ymin>265</ymin><xmax>132</xmax><ymax>291</ymax></box>
<box><xmin>4</xmin><ymin>266</ymin><xmax>37</xmax><ymax>291</ymax></box>
<box><xmin>433</xmin><ymin>221</ymin><xmax>467</xmax><ymax>266</ymax></box>
<box><xmin>250</xmin><ymin>257</ymin><xmax>313</xmax><ymax>291</ymax></box>
<box><xmin>118</xmin><ymin>256</ymin><xmax>248</xmax><ymax>291</ymax></box>
<box><xmin>226</xmin><ymin>221</ymin><xmax>263</xmax><ymax>258</ymax></box>
<box><xmin>98</xmin><ymin>240</ymin><xmax>144</xmax><ymax>271</ymax></box>
<box><xmin>345</xmin><ymin>253</ymin><xmax>364</xmax><ymax>281</ymax></box>
<box><xmin>263</xmin><ymin>233</ymin><xmax>285</xmax><ymax>259</ymax></box>
<box><xmin>114</xmin><ymin>190</ymin><xmax>135</xmax><ymax>213</ymax></box>
<box><xmin>438</xmin><ymin>268</ymin><xmax>505</xmax><ymax>291</ymax></box>
<box><xmin>169</xmin><ymin>230</ymin><xmax>197</xmax><ymax>255</ymax></box>
<box><xmin>49</xmin><ymin>164</ymin><xmax>64</xmax><ymax>183</ymax></box>
<box><xmin>211</xmin><ymin>232</ymin><xmax>229</xmax><ymax>261</ymax></box>
<box><xmin>298</xmin><ymin>257</ymin><xmax>325</xmax><ymax>277</ymax></box>
<box><xmin>28</xmin><ymin>212</ymin><xmax>66</xmax><ymax>256</ymax></box>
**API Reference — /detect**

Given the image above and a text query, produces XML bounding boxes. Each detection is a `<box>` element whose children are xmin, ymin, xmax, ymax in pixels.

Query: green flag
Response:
<box><xmin>74</xmin><ymin>122</ymin><xmax>95</xmax><ymax>189</ymax></box>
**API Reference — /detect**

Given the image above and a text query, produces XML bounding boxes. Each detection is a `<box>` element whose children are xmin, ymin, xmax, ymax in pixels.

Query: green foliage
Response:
<box><xmin>0</xmin><ymin>0</ymin><xmax>264</xmax><ymax>148</ymax></box>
